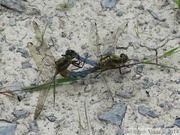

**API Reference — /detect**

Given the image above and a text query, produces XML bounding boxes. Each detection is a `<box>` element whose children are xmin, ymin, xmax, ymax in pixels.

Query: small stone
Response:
<box><xmin>0</xmin><ymin>120</ymin><xmax>17</xmax><ymax>135</ymax></box>
<box><xmin>132</xmin><ymin>55</ymin><xmax>139</xmax><ymax>61</ymax></box>
<box><xmin>116</xmin><ymin>10</ymin><xmax>123</xmax><ymax>17</ymax></box>
<box><xmin>171</xmin><ymin>29</ymin><xmax>177</xmax><ymax>34</ymax></box>
<box><xmin>12</xmin><ymin>109</ymin><xmax>29</xmax><ymax>118</ymax></box>
<box><xmin>138</xmin><ymin>105</ymin><xmax>157</xmax><ymax>118</ymax></box>
<box><xmin>0</xmin><ymin>36</ymin><xmax>4</xmax><ymax>42</ymax></box>
<box><xmin>8</xmin><ymin>82</ymin><xmax>26</xmax><ymax>100</ymax></box>
<box><xmin>136</xmin><ymin>65</ymin><xmax>144</xmax><ymax>73</ymax></box>
<box><xmin>135</xmin><ymin>4</ymin><xmax>144</xmax><ymax>10</ymax></box>
<box><xmin>114</xmin><ymin>76</ymin><xmax>124</xmax><ymax>83</ymax></box>
<box><xmin>98</xmin><ymin>103</ymin><xmax>127</xmax><ymax>125</ymax></box>
<box><xmin>0</xmin><ymin>0</ymin><xmax>25</xmax><ymax>12</ymax></box>
<box><xmin>175</xmin><ymin>79</ymin><xmax>180</xmax><ymax>84</ymax></box>
<box><xmin>159</xmin><ymin>103</ymin><xmax>164</xmax><ymax>108</ymax></box>
<box><xmin>143</xmin><ymin>77</ymin><xmax>154</xmax><ymax>89</ymax></box>
<box><xmin>116</xmin><ymin>128</ymin><xmax>124</xmax><ymax>135</ymax></box>
<box><xmin>9</xmin><ymin>46</ymin><xmax>16</xmax><ymax>51</ymax></box>
<box><xmin>101</xmin><ymin>0</ymin><xmax>119</xmax><ymax>9</ymax></box>
<box><xmin>81</xmin><ymin>44</ymin><xmax>87</xmax><ymax>49</ymax></box>
<box><xmin>42</xmin><ymin>17</ymin><xmax>52</xmax><ymax>25</ymax></box>
<box><xmin>174</xmin><ymin>35</ymin><xmax>180</xmax><ymax>38</ymax></box>
<box><xmin>128</xmin><ymin>42</ymin><xmax>133</xmax><ymax>46</ymax></box>
<box><xmin>174</xmin><ymin>118</ymin><xmax>180</xmax><ymax>127</ymax></box>
<box><xmin>115</xmin><ymin>90</ymin><xmax>131</xmax><ymax>98</ymax></box>
<box><xmin>9</xmin><ymin>18</ymin><xmax>16</xmax><ymax>26</ymax></box>
<box><xmin>21</xmin><ymin>61</ymin><xmax>32</xmax><ymax>69</ymax></box>
<box><xmin>17</xmin><ymin>92</ymin><xmax>26</xmax><ymax>101</ymax></box>
<box><xmin>147</xmin><ymin>9</ymin><xmax>160</xmax><ymax>20</ymax></box>
<box><xmin>16</xmin><ymin>48</ymin><xmax>29</xmax><ymax>58</ymax></box>
<box><xmin>46</xmin><ymin>114</ymin><xmax>57</xmax><ymax>122</ymax></box>
<box><xmin>0</xmin><ymin>47</ymin><xmax>2</xmax><ymax>53</ymax></box>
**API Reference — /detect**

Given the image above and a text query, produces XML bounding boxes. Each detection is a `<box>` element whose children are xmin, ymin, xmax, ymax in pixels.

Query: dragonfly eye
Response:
<box><xmin>120</xmin><ymin>53</ymin><xmax>128</xmax><ymax>62</ymax></box>
<box><xmin>66</xmin><ymin>49</ymin><xmax>75</xmax><ymax>55</ymax></box>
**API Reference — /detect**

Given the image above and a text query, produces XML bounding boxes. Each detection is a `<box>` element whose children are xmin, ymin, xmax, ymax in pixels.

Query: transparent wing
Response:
<box><xmin>90</xmin><ymin>22</ymin><xmax>114</xmax><ymax>101</ymax></box>
<box><xmin>111</xmin><ymin>21</ymin><xmax>128</xmax><ymax>50</ymax></box>
<box><xmin>27</xmin><ymin>21</ymin><xmax>55</xmax><ymax>120</ymax></box>
<box><xmin>27</xmin><ymin>42</ymin><xmax>52</xmax><ymax>120</ymax></box>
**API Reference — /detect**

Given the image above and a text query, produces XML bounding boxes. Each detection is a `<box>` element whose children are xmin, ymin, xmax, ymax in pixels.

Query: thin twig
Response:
<box><xmin>85</xmin><ymin>100</ymin><xmax>93</xmax><ymax>135</ymax></box>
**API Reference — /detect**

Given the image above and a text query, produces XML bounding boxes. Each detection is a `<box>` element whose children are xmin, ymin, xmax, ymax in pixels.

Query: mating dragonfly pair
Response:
<box><xmin>28</xmin><ymin>21</ymin><xmax>129</xmax><ymax>120</ymax></box>
<box><xmin>54</xmin><ymin>49</ymin><xmax>129</xmax><ymax>78</ymax></box>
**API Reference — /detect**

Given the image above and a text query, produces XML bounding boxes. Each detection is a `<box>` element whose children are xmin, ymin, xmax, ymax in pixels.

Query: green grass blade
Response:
<box><xmin>41</xmin><ymin>24</ymin><xmax>48</xmax><ymax>43</ymax></box>
<box><xmin>56</xmin><ymin>77</ymin><xmax>81</xmax><ymax>83</ymax></box>
<box><xmin>21</xmin><ymin>77</ymin><xmax>82</xmax><ymax>92</ymax></box>
<box><xmin>143</xmin><ymin>46</ymin><xmax>180</xmax><ymax>64</ymax></box>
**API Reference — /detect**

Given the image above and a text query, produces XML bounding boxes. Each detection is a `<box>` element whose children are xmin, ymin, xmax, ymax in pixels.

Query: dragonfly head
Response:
<box><xmin>120</xmin><ymin>53</ymin><xmax>129</xmax><ymax>63</ymax></box>
<box><xmin>65</xmin><ymin>49</ymin><xmax>77</xmax><ymax>57</ymax></box>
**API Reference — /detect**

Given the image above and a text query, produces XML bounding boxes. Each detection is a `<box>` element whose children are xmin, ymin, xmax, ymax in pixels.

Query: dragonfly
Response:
<box><xmin>28</xmin><ymin>21</ymin><xmax>88</xmax><ymax>120</ymax></box>
<box><xmin>89</xmin><ymin>21</ymin><xmax>129</xmax><ymax>101</ymax></box>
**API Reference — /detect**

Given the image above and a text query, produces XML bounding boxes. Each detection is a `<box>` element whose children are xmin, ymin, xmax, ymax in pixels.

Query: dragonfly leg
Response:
<box><xmin>71</xmin><ymin>56</ymin><xmax>88</xmax><ymax>70</ymax></box>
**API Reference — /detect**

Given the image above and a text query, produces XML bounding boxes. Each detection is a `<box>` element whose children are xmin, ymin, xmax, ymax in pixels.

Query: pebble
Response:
<box><xmin>101</xmin><ymin>0</ymin><xmax>119</xmax><ymax>9</ymax></box>
<box><xmin>46</xmin><ymin>114</ymin><xmax>57</xmax><ymax>122</ymax></box>
<box><xmin>115</xmin><ymin>90</ymin><xmax>131</xmax><ymax>98</ymax></box>
<box><xmin>0</xmin><ymin>0</ymin><xmax>25</xmax><ymax>12</ymax></box>
<box><xmin>147</xmin><ymin>9</ymin><xmax>160</xmax><ymax>20</ymax></box>
<box><xmin>9</xmin><ymin>18</ymin><xmax>16</xmax><ymax>26</ymax></box>
<box><xmin>16</xmin><ymin>48</ymin><xmax>29</xmax><ymax>58</ymax></box>
<box><xmin>42</xmin><ymin>17</ymin><xmax>52</xmax><ymax>25</ymax></box>
<box><xmin>25</xmin><ymin>6</ymin><xmax>41</xmax><ymax>15</ymax></box>
<box><xmin>98</xmin><ymin>103</ymin><xmax>127</xmax><ymax>125</ymax></box>
<box><xmin>135</xmin><ymin>4</ymin><xmax>144</xmax><ymax>10</ymax></box>
<box><xmin>9</xmin><ymin>82</ymin><xmax>26</xmax><ymax>100</ymax></box>
<box><xmin>21</xmin><ymin>61</ymin><xmax>32</xmax><ymax>69</ymax></box>
<box><xmin>12</xmin><ymin>109</ymin><xmax>29</xmax><ymax>118</ymax></box>
<box><xmin>9</xmin><ymin>46</ymin><xmax>16</xmax><ymax>51</ymax></box>
<box><xmin>0</xmin><ymin>120</ymin><xmax>17</xmax><ymax>135</ymax></box>
<box><xmin>174</xmin><ymin>35</ymin><xmax>180</xmax><ymax>38</ymax></box>
<box><xmin>136</xmin><ymin>65</ymin><xmax>144</xmax><ymax>73</ymax></box>
<box><xmin>116</xmin><ymin>128</ymin><xmax>124</xmax><ymax>135</ymax></box>
<box><xmin>133</xmin><ymin>55</ymin><xmax>139</xmax><ymax>61</ymax></box>
<box><xmin>0</xmin><ymin>36</ymin><xmax>4</xmax><ymax>42</ymax></box>
<box><xmin>143</xmin><ymin>77</ymin><xmax>154</xmax><ymax>89</ymax></box>
<box><xmin>175</xmin><ymin>79</ymin><xmax>180</xmax><ymax>84</ymax></box>
<box><xmin>0</xmin><ymin>47</ymin><xmax>2</xmax><ymax>53</ymax></box>
<box><xmin>116</xmin><ymin>10</ymin><xmax>123</xmax><ymax>17</ymax></box>
<box><xmin>114</xmin><ymin>76</ymin><xmax>124</xmax><ymax>83</ymax></box>
<box><xmin>174</xmin><ymin>118</ymin><xmax>180</xmax><ymax>127</ymax></box>
<box><xmin>159</xmin><ymin>102</ymin><xmax>173</xmax><ymax>110</ymax></box>
<box><xmin>138</xmin><ymin>105</ymin><xmax>157</xmax><ymax>118</ymax></box>
<box><xmin>17</xmin><ymin>91</ymin><xmax>26</xmax><ymax>101</ymax></box>
<box><xmin>159</xmin><ymin>103</ymin><xmax>164</xmax><ymax>108</ymax></box>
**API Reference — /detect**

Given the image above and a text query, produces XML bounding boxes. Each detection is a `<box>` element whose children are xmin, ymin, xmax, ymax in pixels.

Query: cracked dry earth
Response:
<box><xmin>0</xmin><ymin>0</ymin><xmax>180</xmax><ymax>135</ymax></box>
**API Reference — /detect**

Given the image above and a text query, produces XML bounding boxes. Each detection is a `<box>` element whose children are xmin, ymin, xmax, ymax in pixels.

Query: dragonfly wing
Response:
<box><xmin>33</xmin><ymin>89</ymin><xmax>49</xmax><ymax>120</ymax></box>
<box><xmin>111</xmin><ymin>21</ymin><xmax>128</xmax><ymax>49</ymax></box>
<box><xmin>27</xmin><ymin>21</ymin><xmax>55</xmax><ymax>120</ymax></box>
<box><xmin>28</xmin><ymin>42</ymin><xmax>53</xmax><ymax>120</ymax></box>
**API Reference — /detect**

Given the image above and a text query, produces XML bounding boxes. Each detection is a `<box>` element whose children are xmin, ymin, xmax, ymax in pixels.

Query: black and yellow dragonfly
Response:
<box><xmin>91</xmin><ymin>22</ymin><xmax>130</xmax><ymax>76</ymax></box>
<box><xmin>88</xmin><ymin>21</ymin><xmax>130</xmax><ymax>101</ymax></box>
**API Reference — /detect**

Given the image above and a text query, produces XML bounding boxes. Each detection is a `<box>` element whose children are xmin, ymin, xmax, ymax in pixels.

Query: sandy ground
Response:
<box><xmin>0</xmin><ymin>0</ymin><xmax>180</xmax><ymax>135</ymax></box>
